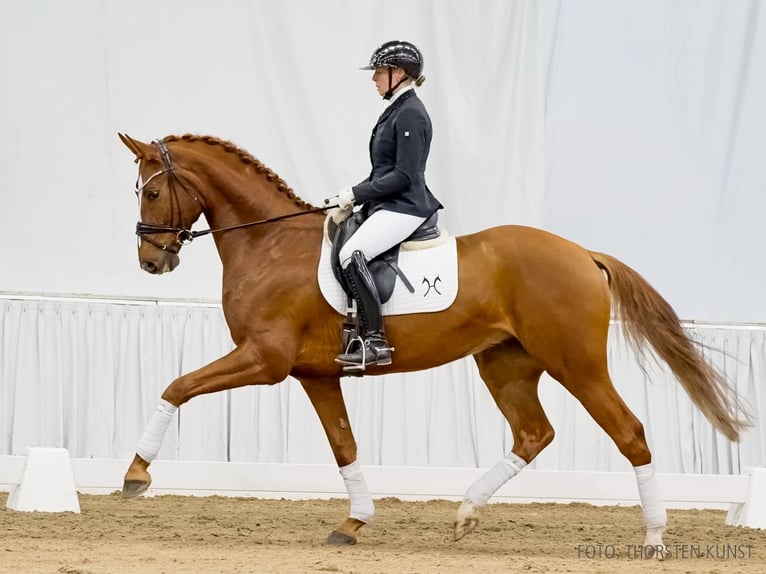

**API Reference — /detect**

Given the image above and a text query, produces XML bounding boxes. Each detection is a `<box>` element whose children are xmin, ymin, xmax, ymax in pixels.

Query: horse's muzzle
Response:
<box><xmin>140</xmin><ymin>252</ymin><xmax>180</xmax><ymax>274</ymax></box>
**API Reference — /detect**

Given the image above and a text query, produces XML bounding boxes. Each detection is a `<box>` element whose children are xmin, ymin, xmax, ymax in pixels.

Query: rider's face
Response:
<box><xmin>372</xmin><ymin>66</ymin><xmax>406</xmax><ymax>97</ymax></box>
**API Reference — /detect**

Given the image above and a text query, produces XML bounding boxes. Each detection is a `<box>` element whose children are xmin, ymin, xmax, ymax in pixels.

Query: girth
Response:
<box><xmin>328</xmin><ymin>211</ymin><xmax>440</xmax><ymax>303</ymax></box>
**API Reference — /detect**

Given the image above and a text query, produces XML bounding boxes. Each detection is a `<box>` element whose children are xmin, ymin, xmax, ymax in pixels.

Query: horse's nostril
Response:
<box><xmin>141</xmin><ymin>261</ymin><xmax>158</xmax><ymax>274</ymax></box>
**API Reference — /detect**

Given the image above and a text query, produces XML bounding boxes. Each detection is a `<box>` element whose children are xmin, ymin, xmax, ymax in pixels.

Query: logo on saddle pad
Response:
<box><xmin>317</xmin><ymin>236</ymin><xmax>458</xmax><ymax>316</ymax></box>
<box><xmin>422</xmin><ymin>275</ymin><xmax>442</xmax><ymax>296</ymax></box>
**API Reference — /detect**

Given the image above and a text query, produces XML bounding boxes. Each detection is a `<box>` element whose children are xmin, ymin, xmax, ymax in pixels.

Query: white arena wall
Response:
<box><xmin>1</xmin><ymin>295</ymin><xmax>764</xmax><ymax>510</ymax></box>
<box><xmin>2</xmin><ymin>0</ymin><xmax>766</xmax><ymax>510</ymax></box>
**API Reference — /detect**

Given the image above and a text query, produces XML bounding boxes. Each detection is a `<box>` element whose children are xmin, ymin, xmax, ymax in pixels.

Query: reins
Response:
<box><xmin>136</xmin><ymin>206</ymin><xmax>331</xmax><ymax>245</ymax></box>
<box><xmin>135</xmin><ymin>139</ymin><xmax>332</xmax><ymax>248</ymax></box>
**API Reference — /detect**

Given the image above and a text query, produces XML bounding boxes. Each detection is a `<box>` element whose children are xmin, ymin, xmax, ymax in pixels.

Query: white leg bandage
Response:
<box><xmin>136</xmin><ymin>399</ymin><xmax>177</xmax><ymax>463</ymax></box>
<box><xmin>339</xmin><ymin>460</ymin><xmax>375</xmax><ymax>523</ymax></box>
<box><xmin>634</xmin><ymin>463</ymin><xmax>667</xmax><ymax>528</ymax></box>
<box><xmin>465</xmin><ymin>452</ymin><xmax>527</xmax><ymax>507</ymax></box>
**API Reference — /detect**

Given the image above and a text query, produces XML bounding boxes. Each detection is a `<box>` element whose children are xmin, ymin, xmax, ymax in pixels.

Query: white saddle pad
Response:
<box><xmin>317</xmin><ymin>237</ymin><xmax>458</xmax><ymax>316</ymax></box>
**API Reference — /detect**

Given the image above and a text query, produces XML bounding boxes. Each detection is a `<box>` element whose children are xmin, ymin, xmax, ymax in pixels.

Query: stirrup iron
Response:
<box><xmin>335</xmin><ymin>337</ymin><xmax>394</xmax><ymax>372</ymax></box>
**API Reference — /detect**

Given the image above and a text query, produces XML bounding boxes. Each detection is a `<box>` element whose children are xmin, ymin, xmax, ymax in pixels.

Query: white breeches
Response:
<box><xmin>339</xmin><ymin>209</ymin><xmax>426</xmax><ymax>268</ymax></box>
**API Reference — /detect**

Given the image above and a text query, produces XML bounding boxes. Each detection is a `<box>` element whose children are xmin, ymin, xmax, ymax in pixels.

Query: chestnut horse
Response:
<box><xmin>118</xmin><ymin>133</ymin><xmax>748</xmax><ymax>557</ymax></box>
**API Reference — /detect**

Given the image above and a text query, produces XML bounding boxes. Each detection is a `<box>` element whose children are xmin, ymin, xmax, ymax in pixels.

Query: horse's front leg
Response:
<box><xmin>123</xmin><ymin>343</ymin><xmax>287</xmax><ymax>498</ymax></box>
<box><xmin>300</xmin><ymin>377</ymin><xmax>372</xmax><ymax>546</ymax></box>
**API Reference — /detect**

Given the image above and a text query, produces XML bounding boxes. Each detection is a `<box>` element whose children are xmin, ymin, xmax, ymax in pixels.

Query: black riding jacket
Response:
<box><xmin>352</xmin><ymin>89</ymin><xmax>443</xmax><ymax>218</ymax></box>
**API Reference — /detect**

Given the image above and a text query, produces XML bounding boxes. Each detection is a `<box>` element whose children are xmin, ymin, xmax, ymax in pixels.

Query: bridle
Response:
<box><xmin>134</xmin><ymin>140</ymin><xmax>202</xmax><ymax>252</ymax></box>
<box><xmin>134</xmin><ymin>139</ymin><xmax>328</xmax><ymax>252</ymax></box>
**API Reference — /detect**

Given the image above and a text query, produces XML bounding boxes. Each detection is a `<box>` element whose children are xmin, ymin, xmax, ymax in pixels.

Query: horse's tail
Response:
<box><xmin>589</xmin><ymin>251</ymin><xmax>752</xmax><ymax>442</ymax></box>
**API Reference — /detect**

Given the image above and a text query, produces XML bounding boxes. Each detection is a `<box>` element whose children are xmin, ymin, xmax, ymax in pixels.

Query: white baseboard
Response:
<box><xmin>0</xmin><ymin>456</ymin><xmax>752</xmax><ymax>510</ymax></box>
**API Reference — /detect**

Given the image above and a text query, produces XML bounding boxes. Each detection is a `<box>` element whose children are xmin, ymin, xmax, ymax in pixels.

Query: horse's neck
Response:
<box><xmin>185</xmin><ymin>154</ymin><xmax>322</xmax><ymax>271</ymax></box>
<box><xmin>195</xmin><ymin>158</ymin><xmax>305</xmax><ymax>230</ymax></box>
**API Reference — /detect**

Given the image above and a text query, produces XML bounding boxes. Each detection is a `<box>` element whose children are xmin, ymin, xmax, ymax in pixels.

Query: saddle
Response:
<box><xmin>328</xmin><ymin>210</ymin><xmax>441</xmax><ymax>304</ymax></box>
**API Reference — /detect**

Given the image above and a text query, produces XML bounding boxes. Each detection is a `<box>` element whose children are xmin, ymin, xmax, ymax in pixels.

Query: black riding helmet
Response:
<box><xmin>361</xmin><ymin>41</ymin><xmax>424</xmax><ymax>99</ymax></box>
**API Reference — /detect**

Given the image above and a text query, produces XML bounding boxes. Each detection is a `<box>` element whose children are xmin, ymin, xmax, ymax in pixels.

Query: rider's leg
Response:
<box><xmin>338</xmin><ymin>209</ymin><xmax>428</xmax><ymax>265</ymax></box>
<box><xmin>336</xmin><ymin>210</ymin><xmax>426</xmax><ymax>370</ymax></box>
<box><xmin>335</xmin><ymin>249</ymin><xmax>391</xmax><ymax>369</ymax></box>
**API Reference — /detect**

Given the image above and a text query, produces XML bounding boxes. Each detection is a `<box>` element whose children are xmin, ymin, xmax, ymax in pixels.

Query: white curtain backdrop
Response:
<box><xmin>2</xmin><ymin>296</ymin><xmax>764</xmax><ymax>474</ymax></box>
<box><xmin>0</xmin><ymin>0</ymin><xmax>542</xmax><ymax>302</ymax></box>
<box><xmin>2</xmin><ymin>1</ymin><xmax>765</xmax><ymax>474</ymax></box>
<box><xmin>540</xmin><ymin>0</ymin><xmax>766</xmax><ymax>323</ymax></box>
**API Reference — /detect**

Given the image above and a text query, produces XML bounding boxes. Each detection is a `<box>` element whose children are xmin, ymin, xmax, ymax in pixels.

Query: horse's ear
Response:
<box><xmin>118</xmin><ymin>133</ymin><xmax>156</xmax><ymax>163</ymax></box>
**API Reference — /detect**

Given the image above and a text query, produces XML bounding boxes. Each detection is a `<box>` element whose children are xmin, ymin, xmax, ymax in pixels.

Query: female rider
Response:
<box><xmin>325</xmin><ymin>40</ymin><xmax>443</xmax><ymax>371</ymax></box>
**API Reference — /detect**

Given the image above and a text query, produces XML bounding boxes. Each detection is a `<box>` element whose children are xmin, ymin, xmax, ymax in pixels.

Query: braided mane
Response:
<box><xmin>164</xmin><ymin>133</ymin><xmax>315</xmax><ymax>209</ymax></box>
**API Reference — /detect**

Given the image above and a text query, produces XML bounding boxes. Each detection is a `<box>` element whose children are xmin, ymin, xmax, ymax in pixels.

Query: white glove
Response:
<box><xmin>323</xmin><ymin>187</ymin><xmax>356</xmax><ymax>211</ymax></box>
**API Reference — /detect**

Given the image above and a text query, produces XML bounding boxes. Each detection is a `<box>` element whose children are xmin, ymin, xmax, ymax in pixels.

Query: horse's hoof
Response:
<box><xmin>326</xmin><ymin>530</ymin><xmax>357</xmax><ymax>545</ymax></box>
<box><xmin>453</xmin><ymin>500</ymin><xmax>480</xmax><ymax>541</ymax></box>
<box><xmin>643</xmin><ymin>526</ymin><xmax>670</xmax><ymax>560</ymax></box>
<box><xmin>122</xmin><ymin>479</ymin><xmax>150</xmax><ymax>499</ymax></box>
<box><xmin>453</xmin><ymin>517</ymin><xmax>479</xmax><ymax>542</ymax></box>
<box><xmin>643</xmin><ymin>544</ymin><xmax>671</xmax><ymax>561</ymax></box>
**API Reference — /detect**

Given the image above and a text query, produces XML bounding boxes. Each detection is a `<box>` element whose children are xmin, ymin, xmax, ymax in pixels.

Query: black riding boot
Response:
<box><xmin>335</xmin><ymin>250</ymin><xmax>393</xmax><ymax>371</ymax></box>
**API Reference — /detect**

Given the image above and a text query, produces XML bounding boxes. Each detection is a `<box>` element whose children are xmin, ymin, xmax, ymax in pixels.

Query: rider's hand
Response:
<box><xmin>323</xmin><ymin>188</ymin><xmax>356</xmax><ymax>211</ymax></box>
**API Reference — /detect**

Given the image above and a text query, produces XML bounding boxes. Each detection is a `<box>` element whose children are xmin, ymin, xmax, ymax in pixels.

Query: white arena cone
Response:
<box><xmin>726</xmin><ymin>467</ymin><xmax>766</xmax><ymax>529</ymax></box>
<box><xmin>5</xmin><ymin>447</ymin><xmax>80</xmax><ymax>513</ymax></box>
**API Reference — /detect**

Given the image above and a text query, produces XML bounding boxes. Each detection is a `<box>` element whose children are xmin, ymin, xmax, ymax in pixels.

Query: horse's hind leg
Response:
<box><xmin>455</xmin><ymin>340</ymin><xmax>551</xmax><ymax>541</ymax></box>
<box><xmin>555</xmin><ymin>363</ymin><xmax>670</xmax><ymax>559</ymax></box>
<box><xmin>300</xmin><ymin>377</ymin><xmax>371</xmax><ymax>546</ymax></box>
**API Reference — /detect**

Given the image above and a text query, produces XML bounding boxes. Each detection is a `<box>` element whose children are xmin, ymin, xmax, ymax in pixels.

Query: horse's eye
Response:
<box><xmin>146</xmin><ymin>189</ymin><xmax>160</xmax><ymax>200</ymax></box>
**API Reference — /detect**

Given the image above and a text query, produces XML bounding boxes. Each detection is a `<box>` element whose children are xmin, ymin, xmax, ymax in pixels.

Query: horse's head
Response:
<box><xmin>119</xmin><ymin>134</ymin><xmax>205</xmax><ymax>274</ymax></box>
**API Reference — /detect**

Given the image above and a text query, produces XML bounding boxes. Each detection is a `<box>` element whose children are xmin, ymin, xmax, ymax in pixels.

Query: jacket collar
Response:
<box><xmin>386</xmin><ymin>84</ymin><xmax>414</xmax><ymax>106</ymax></box>
<box><xmin>375</xmin><ymin>89</ymin><xmax>417</xmax><ymax>127</ymax></box>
